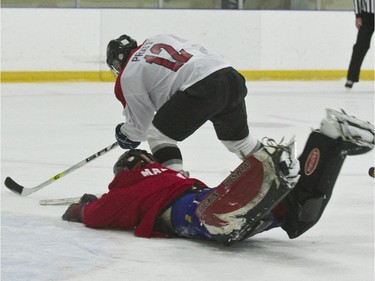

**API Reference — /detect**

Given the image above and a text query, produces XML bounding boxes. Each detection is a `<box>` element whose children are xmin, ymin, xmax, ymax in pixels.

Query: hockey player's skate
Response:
<box><xmin>196</xmin><ymin>138</ymin><xmax>300</xmax><ymax>245</ymax></box>
<box><xmin>320</xmin><ymin>108</ymin><xmax>374</xmax><ymax>155</ymax></box>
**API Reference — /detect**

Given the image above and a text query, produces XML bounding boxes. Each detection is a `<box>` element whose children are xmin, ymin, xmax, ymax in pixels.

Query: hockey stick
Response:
<box><xmin>4</xmin><ymin>142</ymin><xmax>119</xmax><ymax>196</ymax></box>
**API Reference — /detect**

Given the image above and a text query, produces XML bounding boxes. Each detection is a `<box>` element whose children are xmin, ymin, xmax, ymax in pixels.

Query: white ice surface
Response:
<box><xmin>1</xmin><ymin>81</ymin><xmax>374</xmax><ymax>281</ymax></box>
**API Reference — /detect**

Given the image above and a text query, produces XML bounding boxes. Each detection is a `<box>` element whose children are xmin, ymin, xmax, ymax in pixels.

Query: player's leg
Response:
<box><xmin>147</xmin><ymin>124</ymin><xmax>184</xmax><ymax>172</ymax></box>
<box><xmin>210</xmin><ymin>69</ymin><xmax>262</xmax><ymax>159</ymax></box>
<box><xmin>281</xmin><ymin>109</ymin><xmax>374</xmax><ymax>239</ymax></box>
<box><xmin>347</xmin><ymin>13</ymin><xmax>374</xmax><ymax>85</ymax></box>
<box><xmin>214</xmin><ymin>99</ymin><xmax>261</xmax><ymax>159</ymax></box>
<box><xmin>148</xmin><ymin>86</ymin><xmax>210</xmax><ymax>172</ymax></box>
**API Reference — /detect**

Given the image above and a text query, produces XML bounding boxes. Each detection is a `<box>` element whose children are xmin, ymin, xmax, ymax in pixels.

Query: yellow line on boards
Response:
<box><xmin>0</xmin><ymin>71</ymin><xmax>115</xmax><ymax>83</ymax></box>
<box><xmin>240</xmin><ymin>70</ymin><xmax>374</xmax><ymax>81</ymax></box>
<box><xmin>1</xmin><ymin>70</ymin><xmax>374</xmax><ymax>83</ymax></box>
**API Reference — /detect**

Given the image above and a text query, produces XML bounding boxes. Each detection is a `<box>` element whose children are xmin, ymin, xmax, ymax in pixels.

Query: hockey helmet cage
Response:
<box><xmin>106</xmin><ymin>34</ymin><xmax>137</xmax><ymax>77</ymax></box>
<box><xmin>113</xmin><ymin>149</ymin><xmax>155</xmax><ymax>175</ymax></box>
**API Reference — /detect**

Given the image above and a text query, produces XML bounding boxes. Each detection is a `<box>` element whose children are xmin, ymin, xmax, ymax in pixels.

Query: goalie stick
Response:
<box><xmin>39</xmin><ymin>194</ymin><xmax>102</xmax><ymax>206</ymax></box>
<box><xmin>4</xmin><ymin>142</ymin><xmax>119</xmax><ymax>196</ymax></box>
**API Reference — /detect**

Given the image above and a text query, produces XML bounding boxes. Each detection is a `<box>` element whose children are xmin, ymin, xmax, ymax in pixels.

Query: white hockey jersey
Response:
<box><xmin>115</xmin><ymin>34</ymin><xmax>231</xmax><ymax>141</ymax></box>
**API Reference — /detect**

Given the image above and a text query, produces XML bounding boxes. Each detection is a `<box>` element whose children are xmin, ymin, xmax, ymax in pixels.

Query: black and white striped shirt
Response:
<box><xmin>354</xmin><ymin>0</ymin><xmax>374</xmax><ymax>14</ymax></box>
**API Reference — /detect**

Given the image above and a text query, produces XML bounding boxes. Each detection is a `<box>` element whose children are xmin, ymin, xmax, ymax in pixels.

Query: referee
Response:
<box><xmin>345</xmin><ymin>0</ymin><xmax>374</xmax><ymax>89</ymax></box>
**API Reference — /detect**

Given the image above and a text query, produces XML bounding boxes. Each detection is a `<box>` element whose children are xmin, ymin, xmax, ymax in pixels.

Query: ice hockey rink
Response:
<box><xmin>1</xmin><ymin>80</ymin><xmax>374</xmax><ymax>281</ymax></box>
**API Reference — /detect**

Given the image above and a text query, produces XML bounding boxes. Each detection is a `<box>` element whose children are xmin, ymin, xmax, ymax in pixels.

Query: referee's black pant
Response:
<box><xmin>347</xmin><ymin>12</ymin><xmax>374</xmax><ymax>82</ymax></box>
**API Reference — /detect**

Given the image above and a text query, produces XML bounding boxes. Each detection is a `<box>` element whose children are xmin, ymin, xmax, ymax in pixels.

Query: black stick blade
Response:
<box><xmin>4</xmin><ymin>177</ymin><xmax>24</xmax><ymax>195</ymax></box>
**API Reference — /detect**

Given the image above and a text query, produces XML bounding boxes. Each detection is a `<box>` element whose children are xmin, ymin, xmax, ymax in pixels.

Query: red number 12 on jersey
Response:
<box><xmin>144</xmin><ymin>43</ymin><xmax>193</xmax><ymax>72</ymax></box>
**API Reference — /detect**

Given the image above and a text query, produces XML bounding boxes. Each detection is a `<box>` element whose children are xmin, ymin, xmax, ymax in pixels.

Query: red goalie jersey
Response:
<box><xmin>82</xmin><ymin>162</ymin><xmax>207</xmax><ymax>237</ymax></box>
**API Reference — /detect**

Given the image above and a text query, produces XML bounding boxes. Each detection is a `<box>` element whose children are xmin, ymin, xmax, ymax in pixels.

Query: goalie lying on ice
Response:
<box><xmin>62</xmin><ymin>109</ymin><xmax>374</xmax><ymax>245</ymax></box>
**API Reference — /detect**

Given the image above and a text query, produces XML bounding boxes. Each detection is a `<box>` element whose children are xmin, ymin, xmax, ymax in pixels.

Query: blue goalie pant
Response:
<box><xmin>170</xmin><ymin>188</ymin><xmax>213</xmax><ymax>239</ymax></box>
<box><xmin>170</xmin><ymin>188</ymin><xmax>281</xmax><ymax>240</ymax></box>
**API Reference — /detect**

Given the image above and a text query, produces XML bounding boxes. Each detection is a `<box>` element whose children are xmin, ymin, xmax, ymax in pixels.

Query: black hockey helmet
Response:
<box><xmin>106</xmin><ymin>34</ymin><xmax>138</xmax><ymax>77</ymax></box>
<box><xmin>113</xmin><ymin>149</ymin><xmax>155</xmax><ymax>175</ymax></box>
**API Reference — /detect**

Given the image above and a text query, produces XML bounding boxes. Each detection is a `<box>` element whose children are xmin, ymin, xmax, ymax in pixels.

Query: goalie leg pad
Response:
<box><xmin>282</xmin><ymin>131</ymin><xmax>346</xmax><ymax>239</ymax></box>
<box><xmin>196</xmin><ymin>141</ymin><xmax>298</xmax><ymax>245</ymax></box>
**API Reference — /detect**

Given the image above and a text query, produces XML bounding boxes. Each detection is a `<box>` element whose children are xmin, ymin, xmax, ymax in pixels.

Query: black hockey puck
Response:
<box><xmin>369</xmin><ymin>167</ymin><xmax>374</xmax><ymax>178</ymax></box>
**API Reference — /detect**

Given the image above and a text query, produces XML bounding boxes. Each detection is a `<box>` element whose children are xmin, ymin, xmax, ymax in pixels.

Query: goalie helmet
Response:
<box><xmin>113</xmin><ymin>149</ymin><xmax>155</xmax><ymax>175</ymax></box>
<box><xmin>106</xmin><ymin>34</ymin><xmax>138</xmax><ymax>77</ymax></box>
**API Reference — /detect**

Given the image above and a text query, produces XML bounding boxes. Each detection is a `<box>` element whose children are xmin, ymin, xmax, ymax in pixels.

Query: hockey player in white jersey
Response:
<box><xmin>107</xmin><ymin>34</ymin><xmax>261</xmax><ymax>173</ymax></box>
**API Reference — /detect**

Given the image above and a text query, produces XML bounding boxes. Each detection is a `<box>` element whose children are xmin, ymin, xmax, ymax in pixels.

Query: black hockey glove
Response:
<box><xmin>115</xmin><ymin>123</ymin><xmax>141</xmax><ymax>149</ymax></box>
